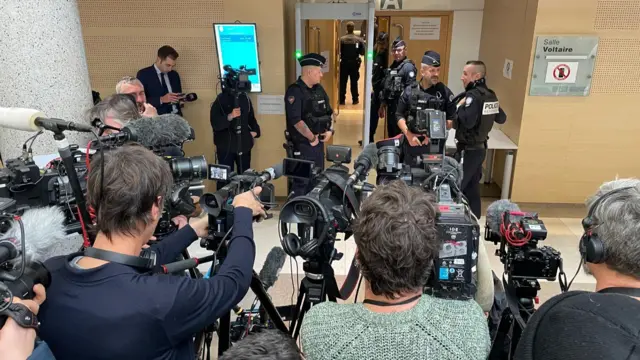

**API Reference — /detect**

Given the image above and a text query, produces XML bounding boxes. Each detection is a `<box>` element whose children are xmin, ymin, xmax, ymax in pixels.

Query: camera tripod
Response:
<box><xmin>488</xmin><ymin>277</ymin><xmax>539</xmax><ymax>359</ymax></box>
<box><xmin>192</xmin><ymin>242</ymin><xmax>288</xmax><ymax>359</ymax></box>
<box><xmin>280</xmin><ymin>259</ymin><xmax>342</xmax><ymax>341</ymax></box>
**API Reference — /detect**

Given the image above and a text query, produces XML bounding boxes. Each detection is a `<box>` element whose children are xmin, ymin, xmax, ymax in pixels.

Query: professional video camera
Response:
<box><xmin>373</xmin><ymin>120</ymin><xmax>480</xmax><ymax>301</ymax></box>
<box><xmin>199</xmin><ymin>163</ymin><xmax>281</xmax><ymax>251</ymax></box>
<box><xmin>222</xmin><ymin>65</ymin><xmax>256</xmax><ymax>94</ymax></box>
<box><xmin>484</xmin><ymin>199</ymin><xmax>566</xmax><ymax>359</ymax></box>
<box><xmin>278</xmin><ymin>144</ymin><xmax>376</xmax><ymax>340</ymax></box>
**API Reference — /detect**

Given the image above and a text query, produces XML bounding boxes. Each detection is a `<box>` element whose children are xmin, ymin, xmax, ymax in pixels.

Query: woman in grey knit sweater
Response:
<box><xmin>300</xmin><ymin>181</ymin><xmax>490</xmax><ymax>360</ymax></box>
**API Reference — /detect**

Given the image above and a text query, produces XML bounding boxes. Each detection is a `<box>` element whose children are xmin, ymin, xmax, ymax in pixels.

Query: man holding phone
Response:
<box><xmin>137</xmin><ymin>45</ymin><xmax>185</xmax><ymax>115</ymax></box>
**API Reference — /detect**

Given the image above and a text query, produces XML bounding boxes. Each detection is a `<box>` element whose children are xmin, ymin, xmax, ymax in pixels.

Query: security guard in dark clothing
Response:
<box><xmin>367</xmin><ymin>31</ymin><xmax>389</xmax><ymax>144</ymax></box>
<box><xmin>339</xmin><ymin>22</ymin><xmax>365</xmax><ymax>105</ymax></box>
<box><xmin>455</xmin><ymin>60</ymin><xmax>507</xmax><ymax>218</ymax></box>
<box><xmin>396</xmin><ymin>50</ymin><xmax>457</xmax><ymax>153</ymax></box>
<box><xmin>380</xmin><ymin>38</ymin><xmax>417</xmax><ymax>138</ymax></box>
<box><xmin>210</xmin><ymin>87</ymin><xmax>261</xmax><ymax>189</ymax></box>
<box><xmin>285</xmin><ymin>53</ymin><xmax>335</xmax><ymax>197</ymax></box>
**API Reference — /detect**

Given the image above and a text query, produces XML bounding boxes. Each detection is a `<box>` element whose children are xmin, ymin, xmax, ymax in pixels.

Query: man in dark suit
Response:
<box><xmin>137</xmin><ymin>45</ymin><xmax>184</xmax><ymax>116</ymax></box>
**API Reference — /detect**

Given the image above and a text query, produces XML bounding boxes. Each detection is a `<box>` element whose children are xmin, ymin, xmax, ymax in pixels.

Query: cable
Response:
<box><xmin>566</xmin><ymin>256</ymin><xmax>584</xmax><ymax>291</ymax></box>
<box><xmin>354</xmin><ymin>274</ymin><xmax>364</xmax><ymax>303</ymax></box>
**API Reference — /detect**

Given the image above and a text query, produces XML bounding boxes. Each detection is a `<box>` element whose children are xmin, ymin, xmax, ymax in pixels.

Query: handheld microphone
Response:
<box><xmin>91</xmin><ymin>127</ymin><xmax>138</xmax><ymax>148</ymax></box>
<box><xmin>255</xmin><ymin>163</ymin><xmax>284</xmax><ymax>186</ymax></box>
<box><xmin>347</xmin><ymin>143</ymin><xmax>379</xmax><ymax>186</ymax></box>
<box><xmin>122</xmin><ymin>114</ymin><xmax>192</xmax><ymax>148</ymax></box>
<box><xmin>0</xmin><ymin>107</ymin><xmax>94</xmax><ymax>133</ymax></box>
<box><xmin>181</xmin><ymin>93</ymin><xmax>198</xmax><ymax>102</ymax></box>
<box><xmin>485</xmin><ymin>199</ymin><xmax>521</xmax><ymax>235</ymax></box>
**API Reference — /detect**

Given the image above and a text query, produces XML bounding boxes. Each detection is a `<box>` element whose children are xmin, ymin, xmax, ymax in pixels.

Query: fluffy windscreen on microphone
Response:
<box><xmin>270</xmin><ymin>163</ymin><xmax>284</xmax><ymax>180</ymax></box>
<box><xmin>358</xmin><ymin>143</ymin><xmax>380</xmax><ymax>168</ymax></box>
<box><xmin>258</xmin><ymin>247</ymin><xmax>287</xmax><ymax>290</ymax></box>
<box><xmin>442</xmin><ymin>156</ymin><xmax>463</xmax><ymax>188</ymax></box>
<box><xmin>2</xmin><ymin>207</ymin><xmax>83</xmax><ymax>265</ymax></box>
<box><xmin>124</xmin><ymin>114</ymin><xmax>192</xmax><ymax>148</ymax></box>
<box><xmin>486</xmin><ymin>199</ymin><xmax>521</xmax><ymax>234</ymax></box>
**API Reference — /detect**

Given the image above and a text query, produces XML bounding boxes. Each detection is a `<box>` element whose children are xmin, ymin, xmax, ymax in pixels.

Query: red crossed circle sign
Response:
<box><xmin>553</xmin><ymin>64</ymin><xmax>571</xmax><ymax>81</ymax></box>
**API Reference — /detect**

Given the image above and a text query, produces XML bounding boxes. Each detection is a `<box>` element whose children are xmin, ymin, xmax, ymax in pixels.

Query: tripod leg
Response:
<box><xmin>217</xmin><ymin>312</ymin><xmax>231</xmax><ymax>356</ymax></box>
<box><xmin>250</xmin><ymin>272</ymin><xmax>288</xmax><ymax>333</ymax></box>
<box><xmin>288</xmin><ymin>281</ymin><xmax>307</xmax><ymax>337</ymax></box>
<box><xmin>292</xmin><ymin>297</ymin><xmax>311</xmax><ymax>341</ymax></box>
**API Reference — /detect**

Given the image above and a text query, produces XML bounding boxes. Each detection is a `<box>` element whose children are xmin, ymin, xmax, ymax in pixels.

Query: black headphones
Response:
<box><xmin>279</xmin><ymin>196</ymin><xmax>334</xmax><ymax>259</ymax></box>
<box><xmin>580</xmin><ymin>187</ymin><xmax>634</xmax><ymax>264</ymax></box>
<box><xmin>84</xmin><ymin>247</ymin><xmax>156</xmax><ymax>270</ymax></box>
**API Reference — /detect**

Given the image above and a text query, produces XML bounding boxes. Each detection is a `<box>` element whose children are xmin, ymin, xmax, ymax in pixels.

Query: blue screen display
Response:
<box><xmin>213</xmin><ymin>23</ymin><xmax>262</xmax><ymax>93</ymax></box>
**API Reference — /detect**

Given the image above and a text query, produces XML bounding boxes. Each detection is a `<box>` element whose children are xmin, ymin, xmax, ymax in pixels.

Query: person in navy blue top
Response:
<box><xmin>137</xmin><ymin>46</ymin><xmax>184</xmax><ymax>116</ymax></box>
<box><xmin>37</xmin><ymin>144</ymin><xmax>266</xmax><ymax>360</ymax></box>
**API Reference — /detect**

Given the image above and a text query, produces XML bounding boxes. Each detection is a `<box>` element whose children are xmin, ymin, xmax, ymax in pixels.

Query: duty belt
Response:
<box><xmin>456</xmin><ymin>141</ymin><xmax>487</xmax><ymax>151</ymax></box>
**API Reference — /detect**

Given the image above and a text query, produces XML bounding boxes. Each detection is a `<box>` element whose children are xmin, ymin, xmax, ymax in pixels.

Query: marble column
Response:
<box><xmin>0</xmin><ymin>0</ymin><xmax>93</xmax><ymax>161</ymax></box>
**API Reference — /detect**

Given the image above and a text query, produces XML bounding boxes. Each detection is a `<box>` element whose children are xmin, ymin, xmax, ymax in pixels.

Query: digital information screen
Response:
<box><xmin>213</xmin><ymin>23</ymin><xmax>262</xmax><ymax>93</ymax></box>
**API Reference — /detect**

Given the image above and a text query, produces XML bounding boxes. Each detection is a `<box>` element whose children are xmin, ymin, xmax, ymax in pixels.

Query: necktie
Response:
<box><xmin>160</xmin><ymin>73</ymin><xmax>170</xmax><ymax>94</ymax></box>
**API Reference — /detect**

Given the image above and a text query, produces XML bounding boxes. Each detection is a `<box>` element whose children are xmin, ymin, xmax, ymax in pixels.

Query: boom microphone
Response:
<box><xmin>486</xmin><ymin>199</ymin><xmax>521</xmax><ymax>235</ymax></box>
<box><xmin>0</xmin><ymin>107</ymin><xmax>94</xmax><ymax>133</ymax></box>
<box><xmin>123</xmin><ymin>114</ymin><xmax>192</xmax><ymax>148</ymax></box>
<box><xmin>347</xmin><ymin>143</ymin><xmax>379</xmax><ymax>186</ymax></box>
<box><xmin>442</xmin><ymin>156</ymin><xmax>463</xmax><ymax>188</ymax></box>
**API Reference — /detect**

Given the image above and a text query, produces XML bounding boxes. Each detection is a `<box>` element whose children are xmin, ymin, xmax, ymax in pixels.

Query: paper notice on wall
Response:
<box><xmin>409</xmin><ymin>17</ymin><xmax>441</xmax><ymax>40</ymax></box>
<box><xmin>503</xmin><ymin>59</ymin><xmax>514</xmax><ymax>80</ymax></box>
<box><xmin>257</xmin><ymin>95</ymin><xmax>285</xmax><ymax>115</ymax></box>
<box><xmin>320</xmin><ymin>50</ymin><xmax>330</xmax><ymax>73</ymax></box>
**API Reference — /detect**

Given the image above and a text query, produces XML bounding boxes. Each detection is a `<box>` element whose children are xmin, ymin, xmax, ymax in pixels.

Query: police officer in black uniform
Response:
<box><xmin>380</xmin><ymin>38</ymin><xmax>417</xmax><ymax>138</ymax></box>
<box><xmin>285</xmin><ymin>53</ymin><xmax>335</xmax><ymax>197</ymax></box>
<box><xmin>339</xmin><ymin>22</ymin><xmax>365</xmax><ymax>105</ymax></box>
<box><xmin>364</xmin><ymin>31</ymin><xmax>389</xmax><ymax>145</ymax></box>
<box><xmin>396</xmin><ymin>50</ymin><xmax>457</xmax><ymax>153</ymax></box>
<box><xmin>455</xmin><ymin>60</ymin><xmax>507</xmax><ymax>218</ymax></box>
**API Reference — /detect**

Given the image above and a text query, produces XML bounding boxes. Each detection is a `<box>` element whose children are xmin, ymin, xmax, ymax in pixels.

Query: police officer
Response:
<box><xmin>455</xmin><ymin>60</ymin><xmax>507</xmax><ymax>218</ymax></box>
<box><xmin>380</xmin><ymin>38</ymin><xmax>417</xmax><ymax>138</ymax></box>
<box><xmin>210</xmin><ymin>79</ymin><xmax>261</xmax><ymax>189</ymax></box>
<box><xmin>285</xmin><ymin>53</ymin><xmax>335</xmax><ymax>197</ymax></box>
<box><xmin>396</xmin><ymin>51</ymin><xmax>457</xmax><ymax>153</ymax></box>
<box><xmin>363</xmin><ymin>31</ymin><xmax>389</xmax><ymax>145</ymax></box>
<box><xmin>339</xmin><ymin>22</ymin><xmax>365</xmax><ymax>105</ymax></box>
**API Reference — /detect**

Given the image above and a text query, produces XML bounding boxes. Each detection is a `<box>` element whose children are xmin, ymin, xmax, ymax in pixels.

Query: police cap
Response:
<box><xmin>422</xmin><ymin>50</ymin><xmax>441</xmax><ymax>67</ymax></box>
<box><xmin>298</xmin><ymin>53</ymin><xmax>326</xmax><ymax>67</ymax></box>
<box><xmin>392</xmin><ymin>37</ymin><xmax>406</xmax><ymax>49</ymax></box>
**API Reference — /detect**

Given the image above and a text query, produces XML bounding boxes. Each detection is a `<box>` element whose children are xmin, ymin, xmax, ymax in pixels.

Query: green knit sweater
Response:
<box><xmin>300</xmin><ymin>295</ymin><xmax>490</xmax><ymax>360</ymax></box>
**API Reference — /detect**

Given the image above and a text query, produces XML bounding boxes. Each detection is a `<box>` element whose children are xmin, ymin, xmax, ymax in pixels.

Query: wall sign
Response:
<box><xmin>529</xmin><ymin>36</ymin><xmax>599</xmax><ymax>96</ymax></box>
<box><xmin>380</xmin><ymin>0</ymin><xmax>403</xmax><ymax>10</ymax></box>
<box><xmin>409</xmin><ymin>17</ymin><xmax>441</xmax><ymax>40</ymax></box>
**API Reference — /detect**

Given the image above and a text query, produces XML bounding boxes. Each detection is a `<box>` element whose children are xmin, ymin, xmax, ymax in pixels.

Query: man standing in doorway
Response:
<box><xmin>339</xmin><ymin>22</ymin><xmax>365</xmax><ymax>106</ymax></box>
<box><xmin>137</xmin><ymin>46</ymin><xmax>184</xmax><ymax>116</ymax></box>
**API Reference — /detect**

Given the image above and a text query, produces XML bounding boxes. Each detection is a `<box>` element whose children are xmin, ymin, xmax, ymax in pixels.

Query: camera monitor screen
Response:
<box><xmin>213</xmin><ymin>23</ymin><xmax>262</xmax><ymax>93</ymax></box>
<box><xmin>283</xmin><ymin>158</ymin><xmax>314</xmax><ymax>180</ymax></box>
<box><xmin>208</xmin><ymin>164</ymin><xmax>231</xmax><ymax>181</ymax></box>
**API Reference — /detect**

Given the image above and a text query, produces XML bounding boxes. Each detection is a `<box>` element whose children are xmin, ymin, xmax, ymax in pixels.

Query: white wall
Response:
<box><xmin>447</xmin><ymin>10</ymin><xmax>484</xmax><ymax>95</ymax></box>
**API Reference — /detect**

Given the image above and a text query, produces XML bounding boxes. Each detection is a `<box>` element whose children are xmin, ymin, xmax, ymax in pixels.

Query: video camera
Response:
<box><xmin>198</xmin><ymin>163</ymin><xmax>281</xmax><ymax>251</ymax></box>
<box><xmin>374</xmin><ymin>128</ymin><xmax>479</xmax><ymax>300</ymax></box>
<box><xmin>222</xmin><ymin>65</ymin><xmax>256</xmax><ymax>94</ymax></box>
<box><xmin>279</xmin><ymin>145</ymin><xmax>375</xmax><ymax>262</ymax></box>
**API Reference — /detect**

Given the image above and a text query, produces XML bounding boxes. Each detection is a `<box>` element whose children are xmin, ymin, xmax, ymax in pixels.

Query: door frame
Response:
<box><xmin>295</xmin><ymin>1</ymin><xmax>377</xmax><ymax>146</ymax></box>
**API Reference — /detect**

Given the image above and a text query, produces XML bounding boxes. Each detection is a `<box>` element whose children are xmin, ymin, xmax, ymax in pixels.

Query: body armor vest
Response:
<box><xmin>295</xmin><ymin>83</ymin><xmax>331</xmax><ymax>135</ymax></box>
<box><xmin>458</xmin><ymin>85</ymin><xmax>499</xmax><ymax>146</ymax></box>
<box><xmin>384</xmin><ymin>59</ymin><xmax>413</xmax><ymax>99</ymax></box>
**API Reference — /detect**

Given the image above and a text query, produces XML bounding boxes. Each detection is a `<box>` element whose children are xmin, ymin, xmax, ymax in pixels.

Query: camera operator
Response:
<box><xmin>36</xmin><ymin>144</ymin><xmax>265</xmax><ymax>360</ymax></box>
<box><xmin>454</xmin><ymin>61</ymin><xmax>506</xmax><ymax>218</ymax></box>
<box><xmin>284</xmin><ymin>53</ymin><xmax>336</xmax><ymax>197</ymax></box>
<box><xmin>0</xmin><ymin>285</ymin><xmax>47</xmax><ymax>360</ymax></box>
<box><xmin>300</xmin><ymin>181</ymin><xmax>489</xmax><ymax>359</ymax></box>
<box><xmin>515</xmin><ymin>179</ymin><xmax>640</xmax><ymax>360</ymax></box>
<box><xmin>116</xmin><ymin>76</ymin><xmax>158</xmax><ymax>117</ymax></box>
<box><xmin>210</xmin><ymin>84</ymin><xmax>261</xmax><ymax>189</ymax></box>
<box><xmin>88</xmin><ymin>93</ymin><xmax>140</xmax><ymax>135</ymax></box>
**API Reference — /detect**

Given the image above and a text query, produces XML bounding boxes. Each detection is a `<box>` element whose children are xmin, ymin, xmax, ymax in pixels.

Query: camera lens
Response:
<box><xmin>170</xmin><ymin>156</ymin><xmax>208</xmax><ymax>182</ymax></box>
<box><xmin>378</xmin><ymin>146</ymin><xmax>400</xmax><ymax>173</ymax></box>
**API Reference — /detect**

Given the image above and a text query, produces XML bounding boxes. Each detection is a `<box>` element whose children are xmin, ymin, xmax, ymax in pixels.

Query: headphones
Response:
<box><xmin>279</xmin><ymin>196</ymin><xmax>334</xmax><ymax>259</ymax></box>
<box><xmin>580</xmin><ymin>187</ymin><xmax>634</xmax><ymax>264</ymax></box>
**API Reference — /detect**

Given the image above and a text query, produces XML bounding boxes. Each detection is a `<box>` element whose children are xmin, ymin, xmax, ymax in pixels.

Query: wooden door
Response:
<box><xmin>379</xmin><ymin>12</ymin><xmax>453</xmax><ymax>85</ymax></box>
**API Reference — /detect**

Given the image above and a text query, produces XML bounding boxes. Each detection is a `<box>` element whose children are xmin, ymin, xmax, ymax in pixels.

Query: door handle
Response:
<box><xmin>392</xmin><ymin>23</ymin><xmax>404</xmax><ymax>40</ymax></box>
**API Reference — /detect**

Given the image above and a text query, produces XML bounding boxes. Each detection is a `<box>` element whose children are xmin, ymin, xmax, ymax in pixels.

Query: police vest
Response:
<box><xmin>408</xmin><ymin>82</ymin><xmax>442</xmax><ymax>116</ymax></box>
<box><xmin>384</xmin><ymin>59</ymin><xmax>414</xmax><ymax>99</ymax></box>
<box><xmin>340</xmin><ymin>35</ymin><xmax>362</xmax><ymax>63</ymax></box>
<box><xmin>458</xmin><ymin>86</ymin><xmax>499</xmax><ymax>146</ymax></box>
<box><xmin>291</xmin><ymin>82</ymin><xmax>331</xmax><ymax>135</ymax></box>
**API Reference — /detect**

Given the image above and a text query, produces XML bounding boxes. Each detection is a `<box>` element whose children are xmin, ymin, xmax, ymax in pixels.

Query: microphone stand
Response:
<box><xmin>233</xmin><ymin>91</ymin><xmax>244</xmax><ymax>174</ymax></box>
<box><xmin>48</xmin><ymin>127</ymin><xmax>92</xmax><ymax>243</ymax></box>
